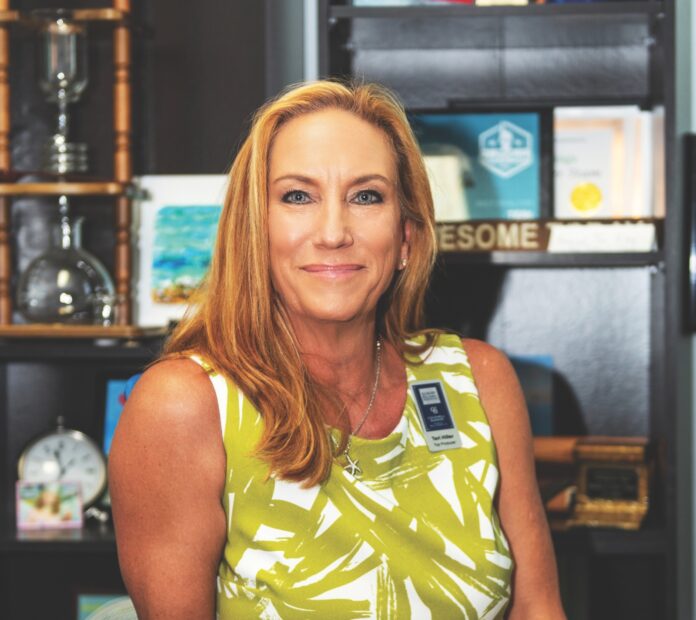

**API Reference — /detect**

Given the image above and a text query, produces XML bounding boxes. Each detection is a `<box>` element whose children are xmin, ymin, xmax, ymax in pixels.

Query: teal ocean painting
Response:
<box><xmin>151</xmin><ymin>205</ymin><xmax>221</xmax><ymax>304</ymax></box>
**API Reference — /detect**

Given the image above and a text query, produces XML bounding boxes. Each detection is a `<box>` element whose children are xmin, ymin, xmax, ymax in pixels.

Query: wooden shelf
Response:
<box><xmin>0</xmin><ymin>182</ymin><xmax>129</xmax><ymax>196</ymax></box>
<box><xmin>0</xmin><ymin>9</ymin><xmax>19</xmax><ymax>22</ymax></box>
<box><xmin>0</xmin><ymin>8</ymin><xmax>129</xmax><ymax>24</ymax></box>
<box><xmin>0</xmin><ymin>324</ymin><xmax>167</xmax><ymax>339</ymax></box>
<box><xmin>330</xmin><ymin>1</ymin><xmax>663</xmax><ymax>19</ymax></box>
<box><xmin>69</xmin><ymin>8</ymin><xmax>129</xmax><ymax>22</ymax></box>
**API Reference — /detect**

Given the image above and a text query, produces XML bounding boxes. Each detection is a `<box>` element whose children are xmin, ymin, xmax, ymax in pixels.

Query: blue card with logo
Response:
<box><xmin>410</xmin><ymin>112</ymin><xmax>540</xmax><ymax>220</ymax></box>
<box><xmin>411</xmin><ymin>380</ymin><xmax>462</xmax><ymax>452</ymax></box>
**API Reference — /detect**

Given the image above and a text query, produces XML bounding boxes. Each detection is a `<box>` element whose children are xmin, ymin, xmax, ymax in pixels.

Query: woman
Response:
<box><xmin>110</xmin><ymin>80</ymin><xmax>565</xmax><ymax>619</ymax></box>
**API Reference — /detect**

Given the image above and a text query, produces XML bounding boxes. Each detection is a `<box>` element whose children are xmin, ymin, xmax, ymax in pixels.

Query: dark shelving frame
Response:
<box><xmin>319</xmin><ymin>0</ymin><xmax>689</xmax><ymax>618</ymax></box>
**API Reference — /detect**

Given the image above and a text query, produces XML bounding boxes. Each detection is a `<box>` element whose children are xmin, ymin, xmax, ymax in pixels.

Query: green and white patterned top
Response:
<box><xmin>193</xmin><ymin>333</ymin><xmax>513</xmax><ymax>619</ymax></box>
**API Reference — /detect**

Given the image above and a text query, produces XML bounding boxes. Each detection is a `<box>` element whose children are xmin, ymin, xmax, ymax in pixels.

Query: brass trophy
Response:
<box><xmin>33</xmin><ymin>9</ymin><xmax>89</xmax><ymax>175</ymax></box>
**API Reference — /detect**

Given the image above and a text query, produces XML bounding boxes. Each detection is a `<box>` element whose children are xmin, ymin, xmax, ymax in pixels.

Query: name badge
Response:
<box><xmin>411</xmin><ymin>380</ymin><xmax>462</xmax><ymax>452</ymax></box>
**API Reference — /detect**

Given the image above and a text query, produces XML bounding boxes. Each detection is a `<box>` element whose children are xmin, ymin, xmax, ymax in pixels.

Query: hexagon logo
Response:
<box><xmin>478</xmin><ymin>121</ymin><xmax>534</xmax><ymax>179</ymax></box>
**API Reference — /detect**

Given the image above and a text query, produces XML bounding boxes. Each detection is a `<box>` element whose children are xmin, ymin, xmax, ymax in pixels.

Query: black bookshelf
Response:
<box><xmin>318</xmin><ymin>0</ymin><xmax>689</xmax><ymax>618</ymax></box>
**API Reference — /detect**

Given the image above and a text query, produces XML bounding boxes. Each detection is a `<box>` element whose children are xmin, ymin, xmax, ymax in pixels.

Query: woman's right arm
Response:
<box><xmin>109</xmin><ymin>359</ymin><xmax>227</xmax><ymax>619</ymax></box>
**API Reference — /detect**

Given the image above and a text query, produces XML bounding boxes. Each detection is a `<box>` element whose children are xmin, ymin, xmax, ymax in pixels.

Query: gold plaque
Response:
<box><xmin>568</xmin><ymin>437</ymin><xmax>650</xmax><ymax>530</ymax></box>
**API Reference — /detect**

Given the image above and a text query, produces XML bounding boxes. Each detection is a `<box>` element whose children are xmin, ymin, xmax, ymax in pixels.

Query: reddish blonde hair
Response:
<box><xmin>164</xmin><ymin>80</ymin><xmax>438</xmax><ymax>485</ymax></box>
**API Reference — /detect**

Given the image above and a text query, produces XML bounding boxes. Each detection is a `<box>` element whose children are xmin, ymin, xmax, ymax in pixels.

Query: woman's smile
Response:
<box><xmin>300</xmin><ymin>263</ymin><xmax>365</xmax><ymax>279</ymax></box>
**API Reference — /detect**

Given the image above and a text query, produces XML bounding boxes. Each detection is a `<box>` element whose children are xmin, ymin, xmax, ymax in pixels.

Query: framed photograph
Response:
<box><xmin>133</xmin><ymin>175</ymin><xmax>228</xmax><ymax>326</ymax></box>
<box><xmin>409</xmin><ymin>111</ymin><xmax>544</xmax><ymax>221</ymax></box>
<box><xmin>76</xmin><ymin>593</ymin><xmax>137</xmax><ymax>620</ymax></box>
<box><xmin>16</xmin><ymin>480</ymin><xmax>83</xmax><ymax>530</ymax></box>
<box><xmin>554</xmin><ymin>106</ymin><xmax>657</xmax><ymax>219</ymax></box>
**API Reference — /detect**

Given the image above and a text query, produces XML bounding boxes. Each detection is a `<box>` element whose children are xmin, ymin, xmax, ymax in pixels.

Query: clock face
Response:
<box><xmin>19</xmin><ymin>430</ymin><xmax>107</xmax><ymax>507</ymax></box>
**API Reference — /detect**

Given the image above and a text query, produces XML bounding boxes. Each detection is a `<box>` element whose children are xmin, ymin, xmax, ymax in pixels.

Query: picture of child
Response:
<box><xmin>17</xmin><ymin>481</ymin><xmax>83</xmax><ymax>530</ymax></box>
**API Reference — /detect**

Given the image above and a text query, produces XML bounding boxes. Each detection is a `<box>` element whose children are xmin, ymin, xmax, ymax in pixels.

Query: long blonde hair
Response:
<box><xmin>164</xmin><ymin>80</ymin><xmax>438</xmax><ymax>486</ymax></box>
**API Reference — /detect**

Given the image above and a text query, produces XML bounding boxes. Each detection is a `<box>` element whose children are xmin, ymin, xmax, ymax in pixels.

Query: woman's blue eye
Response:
<box><xmin>353</xmin><ymin>190</ymin><xmax>383</xmax><ymax>205</ymax></box>
<box><xmin>282</xmin><ymin>190</ymin><xmax>310</xmax><ymax>204</ymax></box>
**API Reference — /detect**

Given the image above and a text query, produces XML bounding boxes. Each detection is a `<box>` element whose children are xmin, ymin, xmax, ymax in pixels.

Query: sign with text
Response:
<box><xmin>436</xmin><ymin>219</ymin><xmax>659</xmax><ymax>253</ymax></box>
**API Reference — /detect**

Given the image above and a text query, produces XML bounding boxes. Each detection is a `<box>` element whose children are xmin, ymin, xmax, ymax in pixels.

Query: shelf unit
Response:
<box><xmin>0</xmin><ymin>0</ymin><xmax>135</xmax><ymax>326</ymax></box>
<box><xmin>317</xmin><ymin>1</ymin><xmax>687</xmax><ymax>618</ymax></box>
<box><xmin>0</xmin><ymin>181</ymin><xmax>129</xmax><ymax>195</ymax></box>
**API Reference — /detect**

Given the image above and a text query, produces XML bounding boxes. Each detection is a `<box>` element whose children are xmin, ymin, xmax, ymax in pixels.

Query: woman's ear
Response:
<box><xmin>399</xmin><ymin>219</ymin><xmax>411</xmax><ymax>270</ymax></box>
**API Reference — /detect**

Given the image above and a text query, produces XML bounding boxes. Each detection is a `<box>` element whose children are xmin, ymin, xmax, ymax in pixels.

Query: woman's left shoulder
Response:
<box><xmin>459</xmin><ymin>338</ymin><xmax>526</xmax><ymax>425</ymax></box>
<box><xmin>459</xmin><ymin>338</ymin><xmax>516</xmax><ymax>380</ymax></box>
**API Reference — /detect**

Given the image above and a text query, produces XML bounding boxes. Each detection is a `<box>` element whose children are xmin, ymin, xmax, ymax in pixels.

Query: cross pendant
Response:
<box><xmin>344</xmin><ymin>452</ymin><xmax>362</xmax><ymax>478</ymax></box>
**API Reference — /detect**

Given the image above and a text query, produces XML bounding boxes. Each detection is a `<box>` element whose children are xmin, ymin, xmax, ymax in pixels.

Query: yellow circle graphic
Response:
<box><xmin>570</xmin><ymin>183</ymin><xmax>602</xmax><ymax>213</ymax></box>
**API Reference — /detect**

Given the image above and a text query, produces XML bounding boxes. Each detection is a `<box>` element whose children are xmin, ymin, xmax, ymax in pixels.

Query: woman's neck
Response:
<box><xmin>289</xmin><ymin>314</ymin><xmax>407</xmax><ymax>437</ymax></box>
<box><xmin>293</xmin><ymin>317</ymin><xmax>377</xmax><ymax>389</ymax></box>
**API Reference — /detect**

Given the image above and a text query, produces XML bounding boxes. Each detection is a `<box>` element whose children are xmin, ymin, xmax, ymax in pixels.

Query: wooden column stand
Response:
<box><xmin>0</xmin><ymin>0</ymin><xmax>10</xmax><ymax>325</ymax></box>
<box><xmin>0</xmin><ymin>3</ymin><xmax>136</xmax><ymax>332</ymax></box>
<box><xmin>113</xmin><ymin>0</ymin><xmax>132</xmax><ymax>325</ymax></box>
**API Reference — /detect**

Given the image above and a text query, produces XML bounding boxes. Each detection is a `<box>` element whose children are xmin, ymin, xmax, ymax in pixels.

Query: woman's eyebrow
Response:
<box><xmin>351</xmin><ymin>174</ymin><xmax>393</xmax><ymax>186</ymax></box>
<box><xmin>272</xmin><ymin>173</ymin><xmax>394</xmax><ymax>186</ymax></box>
<box><xmin>272</xmin><ymin>174</ymin><xmax>317</xmax><ymax>186</ymax></box>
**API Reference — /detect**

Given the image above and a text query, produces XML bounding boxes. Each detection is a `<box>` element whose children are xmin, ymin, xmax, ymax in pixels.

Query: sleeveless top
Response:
<box><xmin>192</xmin><ymin>333</ymin><xmax>513</xmax><ymax>619</ymax></box>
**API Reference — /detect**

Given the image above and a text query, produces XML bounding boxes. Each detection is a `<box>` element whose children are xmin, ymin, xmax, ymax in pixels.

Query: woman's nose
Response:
<box><xmin>313</xmin><ymin>196</ymin><xmax>353</xmax><ymax>249</ymax></box>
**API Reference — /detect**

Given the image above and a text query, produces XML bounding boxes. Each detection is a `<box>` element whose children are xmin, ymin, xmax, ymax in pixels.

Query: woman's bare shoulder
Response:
<box><xmin>460</xmin><ymin>338</ymin><xmax>515</xmax><ymax>382</ymax></box>
<box><xmin>109</xmin><ymin>357</ymin><xmax>224</xmax><ymax>471</ymax></box>
<box><xmin>125</xmin><ymin>357</ymin><xmax>219</xmax><ymax>427</ymax></box>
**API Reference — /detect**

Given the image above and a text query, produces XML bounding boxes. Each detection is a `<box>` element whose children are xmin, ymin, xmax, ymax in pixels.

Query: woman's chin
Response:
<box><xmin>292</xmin><ymin>302</ymin><xmax>368</xmax><ymax>326</ymax></box>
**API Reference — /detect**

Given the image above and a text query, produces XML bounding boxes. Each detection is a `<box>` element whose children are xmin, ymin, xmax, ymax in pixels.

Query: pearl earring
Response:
<box><xmin>400</xmin><ymin>258</ymin><xmax>408</xmax><ymax>269</ymax></box>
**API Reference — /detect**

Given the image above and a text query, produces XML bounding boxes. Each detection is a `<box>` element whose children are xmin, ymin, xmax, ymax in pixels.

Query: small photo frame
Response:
<box><xmin>133</xmin><ymin>175</ymin><xmax>228</xmax><ymax>327</ymax></box>
<box><xmin>76</xmin><ymin>593</ymin><xmax>137</xmax><ymax>620</ymax></box>
<box><xmin>16</xmin><ymin>480</ymin><xmax>83</xmax><ymax>530</ymax></box>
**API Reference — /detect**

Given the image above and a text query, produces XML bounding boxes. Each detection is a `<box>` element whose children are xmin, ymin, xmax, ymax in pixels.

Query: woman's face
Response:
<box><xmin>268</xmin><ymin>108</ymin><xmax>408</xmax><ymax>327</ymax></box>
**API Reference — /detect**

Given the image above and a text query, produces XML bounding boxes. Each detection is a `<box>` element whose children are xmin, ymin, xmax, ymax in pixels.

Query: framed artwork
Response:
<box><xmin>75</xmin><ymin>593</ymin><xmax>137</xmax><ymax>620</ymax></box>
<box><xmin>16</xmin><ymin>480</ymin><xmax>83</xmax><ymax>530</ymax></box>
<box><xmin>133</xmin><ymin>175</ymin><xmax>227</xmax><ymax>326</ymax></box>
<box><xmin>409</xmin><ymin>111</ymin><xmax>544</xmax><ymax>221</ymax></box>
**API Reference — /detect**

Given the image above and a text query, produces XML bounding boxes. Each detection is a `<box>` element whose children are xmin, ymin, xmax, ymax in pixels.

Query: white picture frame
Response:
<box><xmin>133</xmin><ymin>175</ymin><xmax>228</xmax><ymax>327</ymax></box>
<box><xmin>554</xmin><ymin>106</ymin><xmax>655</xmax><ymax>219</ymax></box>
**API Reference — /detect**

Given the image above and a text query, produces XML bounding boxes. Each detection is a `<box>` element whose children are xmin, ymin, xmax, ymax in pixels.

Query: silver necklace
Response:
<box><xmin>342</xmin><ymin>338</ymin><xmax>382</xmax><ymax>478</ymax></box>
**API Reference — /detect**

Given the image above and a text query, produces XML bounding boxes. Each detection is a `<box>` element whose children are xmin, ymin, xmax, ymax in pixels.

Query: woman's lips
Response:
<box><xmin>301</xmin><ymin>264</ymin><xmax>364</xmax><ymax>278</ymax></box>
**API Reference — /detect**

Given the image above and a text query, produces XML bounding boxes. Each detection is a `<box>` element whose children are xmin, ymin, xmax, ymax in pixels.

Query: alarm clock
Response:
<box><xmin>17</xmin><ymin>416</ymin><xmax>108</xmax><ymax>508</ymax></box>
